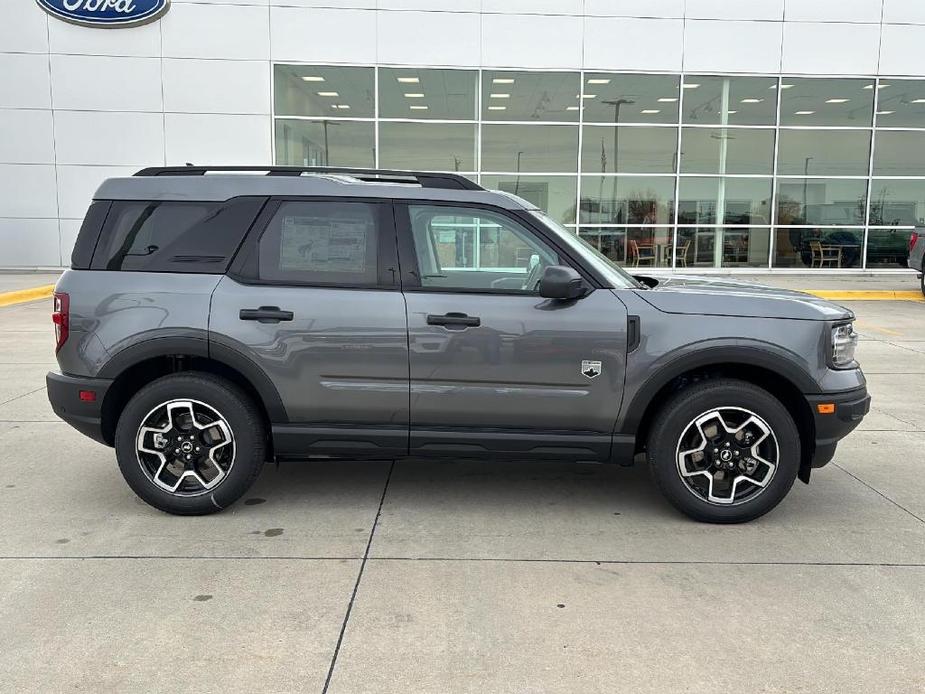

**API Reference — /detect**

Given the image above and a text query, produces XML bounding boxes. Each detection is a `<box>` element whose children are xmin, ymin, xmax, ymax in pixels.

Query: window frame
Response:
<box><xmin>228</xmin><ymin>196</ymin><xmax>399</xmax><ymax>290</ymax></box>
<box><xmin>393</xmin><ymin>199</ymin><xmax>598</xmax><ymax>295</ymax></box>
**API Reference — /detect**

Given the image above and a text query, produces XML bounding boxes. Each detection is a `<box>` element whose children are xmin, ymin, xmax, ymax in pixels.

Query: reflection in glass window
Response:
<box><xmin>773</xmin><ymin>228</ymin><xmax>864</xmax><ymax>269</ymax></box>
<box><xmin>579</xmin><ymin>175</ymin><xmax>675</xmax><ymax>225</ymax></box>
<box><xmin>676</xmin><ymin>227</ymin><xmax>771</xmax><ymax>268</ymax></box>
<box><xmin>581</xmin><ymin>126</ymin><xmax>677</xmax><ymax>174</ymax></box>
<box><xmin>866</xmin><ymin>228</ymin><xmax>915</xmax><ymax>268</ymax></box>
<box><xmin>379</xmin><ymin>67</ymin><xmax>477</xmax><ymax>120</ymax></box>
<box><xmin>480</xmin><ymin>175</ymin><xmax>577</xmax><ymax>224</ymax></box>
<box><xmin>582</xmin><ymin>73</ymin><xmax>680</xmax><ymax>124</ymax></box>
<box><xmin>679</xmin><ymin>128</ymin><xmax>774</xmax><ymax>174</ymax></box>
<box><xmin>275</xmin><ymin>119</ymin><xmax>375</xmax><ymax>168</ymax></box>
<box><xmin>872</xmin><ymin>131</ymin><xmax>925</xmax><ymax>176</ymax></box>
<box><xmin>677</xmin><ymin>177</ymin><xmax>772</xmax><ymax>225</ymax></box>
<box><xmin>777</xmin><ymin>129</ymin><xmax>871</xmax><ymax>176</ymax></box>
<box><xmin>379</xmin><ymin>122</ymin><xmax>476</xmax><ymax>171</ymax></box>
<box><xmin>274</xmin><ymin>65</ymin><xmax>374</xmax><ymax>118</ymax></box>
<box><xmin>875</xmin><ymin>80</ymin><xmax>925</xmax><ymax>128</ymax></box>
<box><xmin>579</xmin><ymin>227</ymin><xmax>674</xmax><ymax>268</ymax></box>
<box><xmin>776</xmin><ymin>178</ymin><xmax>867</xmax><ymax>226</ymax></box>
<box><xmin>481</xmin><ymin>71</ymin><xmax>580</xmax><ymax>122</ymax></box>
<box><xmin>778</xmin><ymin>77</ymin><xmax>874</xmax><ymax>126</ymax></box>
<box><xmin>481</xmin><ymin>124</ymin><xmax>578</xmax><ymax>172</ymax></box>
<box><xmin>868</xmin><ymin>179</ymin><xmax>925</xmax><ymax>226</ymax></box>
<box><xmin>681</xmin><ymin>75</ymin><xmax>777</xmax><ymax>126</ymax></box>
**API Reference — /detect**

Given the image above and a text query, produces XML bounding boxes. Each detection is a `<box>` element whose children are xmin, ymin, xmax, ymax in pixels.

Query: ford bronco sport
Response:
<box><xmin>46</xmin><ymin>166</ymin><xmax>870</xmax><ymax>523</ymax></box>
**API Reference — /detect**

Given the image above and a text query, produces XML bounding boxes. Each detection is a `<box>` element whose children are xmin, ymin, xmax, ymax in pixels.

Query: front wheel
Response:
<box><xmin>114</xmin><ymin>372</ymin><xmax>266</xmax><ymax>515</ymax></box>
<box><xmin>646</xmin><ymin>379</ymin><xmax>800</xmax><ymax>523</ymax></box>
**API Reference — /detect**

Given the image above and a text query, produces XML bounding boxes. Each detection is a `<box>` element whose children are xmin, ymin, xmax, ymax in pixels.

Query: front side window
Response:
<box><xmin>408</xmin><ymin>205</ymin><xmax>558</xmax><ymax>292</ymax></box>
<box><xmin>258</xmin><ymin>201</ymin><xmax>380</xmax><ymax>285</ymax></box>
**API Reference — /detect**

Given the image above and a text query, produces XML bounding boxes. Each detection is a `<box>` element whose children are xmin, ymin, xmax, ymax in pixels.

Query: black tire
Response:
<box><xmin>114</xmin><ymin>372</ymin><xmax>266</xmax><ymax>515</ymax></box>
<box><xmin>646</xmin><ymin>378</ymin><xmax>800</xmax><ymax>524</ymax></box>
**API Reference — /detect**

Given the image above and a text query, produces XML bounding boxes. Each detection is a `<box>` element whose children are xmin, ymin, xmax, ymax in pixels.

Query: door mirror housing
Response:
<box><xmin>538</xmin><ymin>265</ymin><xmax>588</xmax><ymax>300</ymax></box>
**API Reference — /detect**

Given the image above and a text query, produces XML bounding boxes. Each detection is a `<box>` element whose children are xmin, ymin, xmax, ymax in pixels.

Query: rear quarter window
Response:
<box><xmin>91</xmin><ymin>197</ymin><xmax>266</xmax><ymax>273</ymax></box>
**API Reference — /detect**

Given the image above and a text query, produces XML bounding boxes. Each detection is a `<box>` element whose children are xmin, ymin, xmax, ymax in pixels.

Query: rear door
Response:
<box><xmin>209</xmin><ymin>197</ymin><xmax>409</xmax><ymax>457</ymax></box>
<box><xmin>397</xmin><ymin>202</ymin><xmax>628</xmax><ymax>461</ymax></box>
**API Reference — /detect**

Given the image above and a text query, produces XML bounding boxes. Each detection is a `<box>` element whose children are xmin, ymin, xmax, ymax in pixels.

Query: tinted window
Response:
<box><xmin>258</xmin><ymin>201</ymin><xmax>381</xmax><ymax>285</ymax></box>
<box><xmin>71</xmin><ymin>200</ymin><xmax>110</xmax><ymax>269</ymax></box>
<box><xmin>93</xmin><ymin>198</ymin><xmax>264</xmax><ymax>273</ymax></box>
<box><xmin>408</xmin><ymin>205</ymin><xmax>559</xmax><ymax>292</ymax></box>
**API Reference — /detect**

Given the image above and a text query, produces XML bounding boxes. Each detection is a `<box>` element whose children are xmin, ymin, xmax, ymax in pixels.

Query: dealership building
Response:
<box><xmin>4</xmin><ymin>0</ymin><xmax>925</xmax><ymax>272</ymax></box>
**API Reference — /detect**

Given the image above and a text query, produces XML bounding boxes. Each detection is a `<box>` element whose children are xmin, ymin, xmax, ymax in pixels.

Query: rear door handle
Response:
<box><xmin>426</xmin><ymin>312</ymin><xmax>481</xmax><ymax>329</ymax></box>
<box><xmin>239</xmin><ymin>306</ymin><xmax>294</xmax><ymax>323</ymax></box>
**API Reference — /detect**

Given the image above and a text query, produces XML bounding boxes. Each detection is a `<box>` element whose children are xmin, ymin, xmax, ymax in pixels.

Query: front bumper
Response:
<box><xmin>805</xmin><ymin>385</ymin><xmax>870</xmax><ymax>468</ymax></box>
<box><xmin>46</xmin><ymin>371</ymin><xmax>113</xmax><ymax>446</ymax></box>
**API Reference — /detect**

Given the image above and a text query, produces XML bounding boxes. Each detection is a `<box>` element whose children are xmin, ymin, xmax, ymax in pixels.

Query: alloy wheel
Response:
<box><xmin>675</xmin><ymin>406</ymin><xmax>779</xmax><ymax>506</ymax></box>
<box><xmin>135</xmin><ymin>399</ymin><xmax>235</xmax><ymax>496</ymax></box>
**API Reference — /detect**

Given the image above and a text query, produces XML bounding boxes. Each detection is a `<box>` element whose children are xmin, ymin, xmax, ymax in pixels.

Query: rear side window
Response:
<box><xmin>71</xmin><ymin>200</ymin><xmax>111</xmax><ymax>269</ymax></box>
<box><xmin>91</xmin><ymin>197</ymin><xmax>265</xmax><ymax>273</ymax></box>
<box><xmin>257</xmin><ymin>200</ymin><xmax>381</xmax><ymax>285</ymax></box>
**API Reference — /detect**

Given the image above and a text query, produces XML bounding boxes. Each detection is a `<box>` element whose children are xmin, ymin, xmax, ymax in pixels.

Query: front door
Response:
<box><xmin>210</xmin><ymin>197</ymin><xmax>409</xmax><ymax>457</ymax></box>
<box><xmin>397</xmin><ymin>203</ymin><xmax>628</xmax><ymax>461</ymax></box>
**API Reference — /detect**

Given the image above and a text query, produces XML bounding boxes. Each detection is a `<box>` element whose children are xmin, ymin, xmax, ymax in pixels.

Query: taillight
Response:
<box><xmin>911</xmin><ymin>233</ymin><xmax>919</xmax><ymax>252</ymax></box>
<box><xmin>52</xmin><ymin>292</ymin><xmax>69</xmax><ymax>353</ymax></box>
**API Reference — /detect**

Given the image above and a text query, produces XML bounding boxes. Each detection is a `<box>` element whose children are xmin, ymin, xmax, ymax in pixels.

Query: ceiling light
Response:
<box><xmin>683</xmin><ymin>83</ymin><xmax>700</xmax><ymax>89</ymax></box>
<box><xmin>581</xmin><ymin>94</ymin><xmax>596</xmax><ymax>99</ymax></box>
<box><xmin>301</xmin><ymin>76</ymin><xmax>325</xmax><ymax>82</ymax></box>
<box><xmin>726</xmin><ymin>110</ymin><xmax>738</xmax><ymax>114</ymax></box>
<box><xmin>776</xmin><ymin>83</ymin><xmax>794</xmax><ymax>89</ymax></box>
<box><xmin>864</xmin><ymin>84</ymin><xmax>890</xmax><ymax>90</ymax></box>
<box><xmin>409</xmin><ymin>105</ymin><xmax>428</xmax><ymax>110</ymax></box>
<box><xmin>657</xmin><ymin>97</ymin><xmax>678</xmax><ymax>102</ymax></box>
<box><xmin>640</xmin><ymin>109</ymin><xmax>660</xmax><ymax>114</ymax></box>
<box><xmin>566</xmin><ymin>105</ymin><xmax>581</xmax><ymax>111</ymax></box>
<box><xmin>404</xmin><ymin>93</ymin><xmax>424</xmax><ymax>98</ymax></box>
<box><xmin>397</xmin><ymin>77</ymin><xmax>419</xmax><ymax>84</ymax></box>
<box><xmin>489</xmin><ymin>93</ymin><xmax>510</xmax><ymax>99</ymax></box>
<box><xmin>911</xmin><ymin>98</ymin><xmax>925</xmax><ymax>104</ymax></box>
<box><xmin>825</xmin><ymin>98</ymin><xmax>849</xmax><ymax>103</ymax></box>
<box><xmin>335</xmin><ymin>104</ymin><xmax>350</xmax><ymax>109</ymax></box>
<box><xmin>487</xmin><ymin>105</ymin><xmax>507</xmax><ymax>110</ymax></box>
<box><xmin>492</xmin><ymin>78</ymin><xmax>515</xmax><ymax>84</ymax></box>
<box><xmin>794</xmin><ymin>110</ymin><xmax>815</xmax><ymax>115</ymax></box>
<box><xmin>317</xmin><ymin>91</ymin><xmax>339</xmax><ymax>97</ymax></box>
<box><xmin>741</xmin><ymin>98</ymin><xmax>763</xmax><ymax>103</ymax></box>
<box><xmin>877</xmin><ymin>110</ymin><xmax>895</xmax><ymax>115</ymax></box>
<box><xmin>587</xmin><ymin>78</ymin><xmax>610</xmax><ymax>85</ymax></box>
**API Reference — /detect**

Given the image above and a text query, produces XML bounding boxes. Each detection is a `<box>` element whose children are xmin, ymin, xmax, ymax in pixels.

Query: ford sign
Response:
<box><xmin>35</xmin><ymin>0</ymin><xmax>170</xmax><ymax>28</ymax></box>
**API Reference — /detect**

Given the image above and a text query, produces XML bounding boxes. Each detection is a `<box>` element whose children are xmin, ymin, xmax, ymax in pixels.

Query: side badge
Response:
<box><xmin>581</xmin><ymin>360</ymin><xmax>602</xmax><ymax>379</ymax></box>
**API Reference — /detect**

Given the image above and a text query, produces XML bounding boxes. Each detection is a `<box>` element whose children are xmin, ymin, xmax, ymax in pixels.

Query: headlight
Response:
<box><xmin>831</xmin><ymin>323</ymin><xmax>859</xmax><ymax>368</ymax></box>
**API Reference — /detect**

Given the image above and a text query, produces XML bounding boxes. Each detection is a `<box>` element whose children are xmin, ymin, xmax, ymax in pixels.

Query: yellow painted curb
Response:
<box><xmin>802</xmin><ymin>289</ymin><xmax>924</xmax><ymax>301</ymax></box>
<box><xmin>0</xmin><ymin>284</ymin><xmax>55</xmax><ymax>308</ymax></box>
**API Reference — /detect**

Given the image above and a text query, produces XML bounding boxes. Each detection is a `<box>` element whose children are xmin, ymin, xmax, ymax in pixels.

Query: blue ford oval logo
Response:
<box><xmin>35</xmin><ymin>0</ymin><xmax>170</xmax><ymax>28</ymax></box>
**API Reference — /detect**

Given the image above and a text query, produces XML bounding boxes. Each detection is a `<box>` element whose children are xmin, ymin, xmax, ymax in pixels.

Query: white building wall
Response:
<box><xmin>0</xmin><ymin>0</ymin><xmax>921</xmax><ymax>267</ymax></box>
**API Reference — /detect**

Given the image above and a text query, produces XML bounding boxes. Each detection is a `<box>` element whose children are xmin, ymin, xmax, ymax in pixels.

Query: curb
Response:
<box><xmin>0</xmin><ymin>285</ymin><xmax>55</xmax><ymax>308</ymax></box>
<box><xmin>802</xmin><ymin>290</ymin><xmax>924</xmax><ymax>301</ymax></box>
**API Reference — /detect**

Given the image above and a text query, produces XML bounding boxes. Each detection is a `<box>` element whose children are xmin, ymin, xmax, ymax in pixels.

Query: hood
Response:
<box><xmin>633</xmin><ymin>274</ymin><xmax>853</xmax><ymax>321</ymax></box>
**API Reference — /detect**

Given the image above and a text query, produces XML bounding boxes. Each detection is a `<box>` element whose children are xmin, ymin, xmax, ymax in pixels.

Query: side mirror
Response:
<box><xmin>538</xmin><ymin>265</ymin><xmax>588</xmax><ymax>300</ymax></box>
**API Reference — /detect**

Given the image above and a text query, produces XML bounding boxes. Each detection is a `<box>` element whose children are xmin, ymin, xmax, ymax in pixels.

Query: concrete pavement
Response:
<box><xmin>0</xmin><ymin>293</ymin><xmax>923</xmax><ymax>693</ymax></box>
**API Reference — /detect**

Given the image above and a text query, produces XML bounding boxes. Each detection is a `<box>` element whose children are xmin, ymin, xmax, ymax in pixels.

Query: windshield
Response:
<box><xmin>528</xmin><ymin>211</ymin><xmax>642</xmax><ymax>289</ymax></box>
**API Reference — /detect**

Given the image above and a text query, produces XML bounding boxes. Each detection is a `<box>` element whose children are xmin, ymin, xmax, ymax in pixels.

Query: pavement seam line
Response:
<box><xmin>0</xmin><ymin>386</ymin><xmax>45</xmax><ymax>408</ymax></box>
<box><xmin>834</xmin><ymin>463</ymin><xmax>925</xmax><ymax>525</ymax></box>
<box><xmin>0</xmin><ymin>285</ymin><xmax>55</xmax><ymax>308</ymax></box>
<box><xmin>321</xmin><ymin>460</ymin><xmax>396</xmax><ymax>694</ymax></box>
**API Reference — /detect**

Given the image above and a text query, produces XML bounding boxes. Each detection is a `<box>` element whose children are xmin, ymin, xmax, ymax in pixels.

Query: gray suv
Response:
<box><xmin>46</xmin><ymin>166</ymin><xmax>870</xmax><ymax>523</ymax></box>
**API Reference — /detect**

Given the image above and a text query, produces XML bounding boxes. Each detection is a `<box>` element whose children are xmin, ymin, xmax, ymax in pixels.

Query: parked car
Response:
<box><xmin>47</xmin><ymin>166</ymin><xmax>869</xmax><ymax>523</ymax></box>
<box><xmin>908</xmin><ymin>225</ymin><xmax>925</xmax><ymax>296</ymax></box>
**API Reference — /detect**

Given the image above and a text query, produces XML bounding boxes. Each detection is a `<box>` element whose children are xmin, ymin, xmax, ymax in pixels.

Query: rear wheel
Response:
<box><xmin>646</xmin><ymin>379</ymin><xmax>800</xmax><ymax>523</ymax></box>
<box><xmin>114</xmin><ymin>372</ymin><xmax>266</xmax><ymax>515</ymax></box>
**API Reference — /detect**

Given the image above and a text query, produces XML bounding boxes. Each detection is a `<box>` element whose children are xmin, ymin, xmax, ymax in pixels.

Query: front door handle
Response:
<box><xmin>239</xmin><ymin>306</ymin><xmax>294</xmax><ymax>323</ymax></box>
<box><xmin>426</xmin><ymin>312</ymin><xmax>481</xmax><ymax>329</ymax></box>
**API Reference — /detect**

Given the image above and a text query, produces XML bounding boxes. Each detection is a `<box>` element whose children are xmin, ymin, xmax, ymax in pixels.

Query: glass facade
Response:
<box><xmin>274</xmin><ymin>66</ymin><xmax>925</xmax><ymax>270</ymax></box>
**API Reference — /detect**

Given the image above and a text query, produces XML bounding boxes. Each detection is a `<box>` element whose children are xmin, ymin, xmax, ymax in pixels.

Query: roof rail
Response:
<box><xmin>133</xmin><ymin>165</ymin><xmax>483</xmax><ymax>191</ymax></box>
